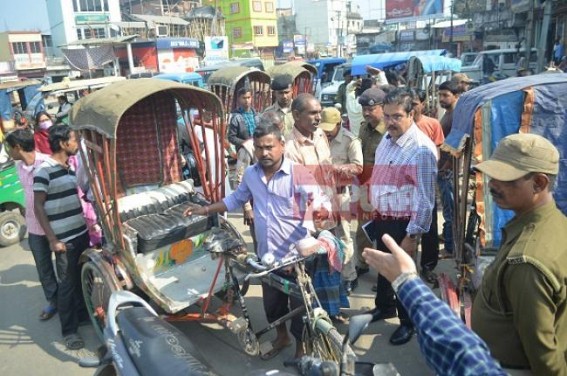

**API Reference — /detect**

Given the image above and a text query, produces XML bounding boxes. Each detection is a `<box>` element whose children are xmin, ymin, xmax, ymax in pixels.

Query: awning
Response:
<box><xmin>351</xmin><ymin>49</ymin><xmax>447</xmax><ymax>75</ymax></box>
<box><xmin>61</xmin><ymin>35</ymin><xmax>139</xmax><ymax>47</ymax></box>
<box><xmin>130</xmin><ymin>14</ymin><xmax>189</xmax><ymax>27</ymax></box>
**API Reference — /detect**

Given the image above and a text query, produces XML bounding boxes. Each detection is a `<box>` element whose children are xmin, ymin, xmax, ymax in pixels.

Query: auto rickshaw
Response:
<box><xmin>440</xmin><ymin>74</ymin><xmax>567</xmax><ymax>325</ymax></box>
<box><xmin>267</xmin><ymin>62</ymin><xmax>315</xmax><ymax>96</ymax></box>
<box><xmin>70</xmin><ymin>79</ymin><xmax>248</xmax><ymax>341</ymax></box>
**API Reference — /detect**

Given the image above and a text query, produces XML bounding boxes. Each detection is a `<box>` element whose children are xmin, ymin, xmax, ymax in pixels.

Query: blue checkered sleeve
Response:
<box><xmin>397</xmin><ymin>278</ymin><xmax>506</xmax><ymax>375</ymax></box>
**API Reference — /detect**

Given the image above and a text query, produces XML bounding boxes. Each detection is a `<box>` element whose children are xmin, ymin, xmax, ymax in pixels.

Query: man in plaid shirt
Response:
<box><xmin>367</xmin><ymin>88</ymin><xmax>438</xmax><ymax>345</ymax></box>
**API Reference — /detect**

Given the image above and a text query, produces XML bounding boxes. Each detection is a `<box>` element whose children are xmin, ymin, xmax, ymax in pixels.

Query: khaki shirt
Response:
<box><xmin>263</xmin><ymin>102</ymin><xmax>294</xmax><ymax>138</ymax></box>
<box><xmin>358</xmin><ymin>120</ymin><xmax>386</xmax><ymax>184</ymax></box>
<box><xmin>471</xmin><ymin>202</ymin><xmax>567</xmax><ymax>374</ymax></box>
<box><xmin>285</xmin><ymin>126</ymin><xmax>332</xmax><ymax>167</ymax></box>
<box><xmin>328</xmin><ymin>127</ymin><xmax>363</xmax><ymax>183</ymax></box>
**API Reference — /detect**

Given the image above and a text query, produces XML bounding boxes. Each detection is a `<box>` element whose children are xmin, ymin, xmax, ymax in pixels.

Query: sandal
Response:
<box><xmin>260</xmin><ymin>341</ymin><xmax>292</xmax><ymax>361</ymax></box>
<box><xmin>64</xmin><ymin>333</ymin><xmax>84</xmax><ymax>350</ymax></box>
<box><xmin>39</xmin><ymin>305</ymin><xmax>57</xmax><ymax>321</ymax></box>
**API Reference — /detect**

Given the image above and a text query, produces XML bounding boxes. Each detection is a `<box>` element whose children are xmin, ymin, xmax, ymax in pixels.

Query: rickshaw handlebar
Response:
<box><xmin>244</xmin><ymin>254</ymin><xmax>305</xmax><ymax>281</ymax></box>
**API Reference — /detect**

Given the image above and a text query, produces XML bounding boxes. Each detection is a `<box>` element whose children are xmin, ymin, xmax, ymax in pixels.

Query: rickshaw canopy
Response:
<box><xmin>351</xmin><ymin>49</ymin><xmax>447</xmax><ymax>75</ymax></box>
<box><xmin>70</xmin><ymin>79</ymin><xmax>224</xmax><ymax>139</ymax></box>
<box><xmin>444</xmin><ymin>74</ymin><xmax>567</xmax><ymax>247</ymax></box>
<box><xmin>267</xmin><ymin>62</ymin><xmax>312</xmax><ymax>81</ymax></box>
<box><xmin>207</xmin><ymin>66</ymin><xmax>269</xmax><ymax>90</ymax></box>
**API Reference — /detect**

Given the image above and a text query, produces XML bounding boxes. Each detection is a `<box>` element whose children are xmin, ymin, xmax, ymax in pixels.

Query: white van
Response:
<box><xmin>460</xmin><ymin>48</ymin><xmax>537</xmax><ymax>81</ymax></box>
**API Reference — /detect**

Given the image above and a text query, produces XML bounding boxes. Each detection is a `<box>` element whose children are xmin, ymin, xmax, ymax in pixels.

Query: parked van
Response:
<box><xmin>319</xmin><ymin>63</ymin><xmax>351</xmax><ymax>107</ymax></box>
<box><xmin>460</xmin><ymin>48</ymin><xmax>538</xmax><ymax>81</ymax></box>
<box><xmin>308</xmin><ymin>57</ymin><xmax>347</xmax><ymax>96</ymax></box>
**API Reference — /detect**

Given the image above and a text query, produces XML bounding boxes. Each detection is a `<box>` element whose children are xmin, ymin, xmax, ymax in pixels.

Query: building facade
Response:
<box><xmin>45</xmin><ymin>0</ymin><xmax>122</xmax><ymax>56</ymax></box>
<box><xmin>216</xmin><ymin>0</ymin><xmax>279</xmax><ymax>58</ymax></box>
<box><xmin>0</xmin><ymin>32</ymin><xmax>47</xmax><ymax>79</ymax></box>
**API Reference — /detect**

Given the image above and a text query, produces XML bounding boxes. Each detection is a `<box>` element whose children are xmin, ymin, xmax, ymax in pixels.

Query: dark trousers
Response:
<box><xmin>420</xmin><ymin>203</ymin><xmax>439</xmax><ymax>271</ymax></box>
<box><xmin>262</xmin><ymin>275</ymin><xmax>304</xmax><ymax>340</ymax></box>
<box><xmin>58</xmin><ymin>232</ymin><xmax>89</xmax><ymax>337</ymax></box>
<box><xmin>373</xmin><ymin>219</ymin><xmax>412</xmax><ymax>327</ymax></box>
<box><xmin>29</xmin><ymin>233</ymin><xmax>66</xmax><ymax>306</ymax></box>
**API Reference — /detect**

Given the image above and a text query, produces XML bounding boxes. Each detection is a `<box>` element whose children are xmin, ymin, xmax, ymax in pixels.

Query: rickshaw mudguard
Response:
<box><xmin>0</xmin><ymin>162</ymin><xmax>25</xmax><ymax>209</ymax></box>
<box><xmin>79</xmin><ymin>247</ymin><xmax>125</xmax><ymax>291</ymax></box>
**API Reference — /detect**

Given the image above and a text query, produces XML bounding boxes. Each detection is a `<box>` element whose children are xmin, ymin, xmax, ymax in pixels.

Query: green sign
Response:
<box><xmin>75</xmin><ymin>14</ymin><xmax>109</xmax><ymax>25</ymax></box>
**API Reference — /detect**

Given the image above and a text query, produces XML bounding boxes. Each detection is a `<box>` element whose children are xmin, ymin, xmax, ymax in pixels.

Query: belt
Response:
<box><xmin>373</xmin><ymin>212</ymin><xmax>411</xmax><ymax>222</ymax></box>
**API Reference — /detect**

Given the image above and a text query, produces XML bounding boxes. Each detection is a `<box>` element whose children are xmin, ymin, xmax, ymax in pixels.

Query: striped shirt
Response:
<box><xmin>16</xmin><ymin>152</ymin><xmax>50</xmax><ymax>235</ymax></box>
<box><xmin>33</xmin><ymin>157</ymin><xmax>87</xmax><ymax>243</ymax></box>
<box><xmin>370</xmin><ymin>123</ymin><xmax>437</xmax><ymax>235</ymax></box>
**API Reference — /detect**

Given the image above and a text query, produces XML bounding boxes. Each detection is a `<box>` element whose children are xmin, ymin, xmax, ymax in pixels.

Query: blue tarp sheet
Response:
<box><xmin>415</xmin><ymin>56</ymin><xmax>461</xmax><ymax>73</ymax></box>
<box><xmin>444</xmin><ymin>74</ymin><xmax>567</xmax><ymax>247</ymax></box>
<box><xmin>351</xmin><ymin>49</ymin><xmax>447</xmax><ymax>75</ymax></box>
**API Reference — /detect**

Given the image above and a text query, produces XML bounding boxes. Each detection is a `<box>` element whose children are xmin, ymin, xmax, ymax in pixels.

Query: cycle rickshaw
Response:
<box><xmin>71</xmin><ymin>79</ymin><xmax>248</xmax><ymax>338</ymax></box>
<box><xmin>207</xmin><ymin>66</ymin><xmax>272</xmax><ymax>116</ymax></box>
<box><xmin>440</xmin><ymin>74</ymin><xmax>567</xmax><ymax>326</ymax></box>
<box><xmin>71</xmin><ymin>79</ymin><xmax>354</xmax><ymax>366</ymax></box>
<box><xmin>268</xmin><ymin>62</ymin><xmax>316</xmax><ymax>96</ymax></box>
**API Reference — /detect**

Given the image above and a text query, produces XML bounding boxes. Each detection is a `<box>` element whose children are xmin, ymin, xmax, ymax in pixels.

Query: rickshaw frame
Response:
<box><xmin>70</xmin><ymin>79</ymin><xmax>251</xmax><ymax>340</ymax></box>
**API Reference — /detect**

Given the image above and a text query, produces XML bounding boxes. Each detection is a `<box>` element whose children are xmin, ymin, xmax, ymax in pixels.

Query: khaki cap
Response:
<box><xmin>475</xmin><ymin>134</ymin><xmax>559</xmax><ymax>181</ymax></box>
<box><xmin>319</xmin><ymin>107</ymin><xmax>341</xmax><ymax>131</ymax></box>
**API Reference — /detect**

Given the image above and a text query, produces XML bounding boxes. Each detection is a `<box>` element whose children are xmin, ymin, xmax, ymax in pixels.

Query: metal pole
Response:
<box><xmin>524</xmin><ymin>0</ymin><xmax>534</xmax><ymax>71</ymax></box>
<box><xmin>537</xmin><ymin>0</ymin><xmax>553</xmax><ymax>72</ymax></box>
<box><xmin>450</xmin><ymin>0</ymin><xmax>454</xmax><ymax>55</ymax></box>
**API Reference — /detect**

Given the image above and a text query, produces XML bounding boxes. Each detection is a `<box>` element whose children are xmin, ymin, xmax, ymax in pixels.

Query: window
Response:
<box><xmin>76</xmin><ymin>0</ymin><xmax>107</xmax><ymax>12</ymax></box>
<box><xmin>233</xmin><ymin>27</ymin><xmax>242</xmax><ymax>39</ymax></box>
<box><xmin>253</xmin><ymin>1</ymin><xmax>262</xmax><ymax>12</ymax></box>
<box><xmin>230</xmin><ymin>2</ymin><xmax>240</xmax><ymax>13</ymax></box>
<box><xmin>265</xmin><ymin>2</ymin><xmax>274</xmax><ymax>12</ymax></box>
<box><xmin>267</xmin><ymin>26</ymin><xmax>275</xmax><ymax>36</ymax></box>
<box><xmin>11</xmin><ymin>42</ymin><xmax>26</xmax><ymax>54</ymax></box>
<box><xmin>29</xmin><ymin>41</ymin><xmax>42</xmax><ymax>53</ymax></box>
<box><xmin>77</xmin><ymin>27</ymin><xmax>106</xmax><ymax>40</ymax></box>
<box><xmin>253</xmin><ymin>26</ymin><xmax>263</xmax><ymax>35</ymax></box>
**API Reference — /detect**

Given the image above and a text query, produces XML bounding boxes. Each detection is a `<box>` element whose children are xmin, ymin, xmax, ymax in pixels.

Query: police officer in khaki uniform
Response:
<box><xmin>319</xmin><ymin>107</ymin><xmax>363</xmax><ymax>294</ymax></box>
<box><xmin>353</xmin><ymin>88</ymin><xmax>387</xmax><ymax>283</ymax></box>
<box><xmin>263</xmin><ymin>75</ymin><xmax>294</xmax><ymax>138</ymax></box>
<box><xmin>472</xmin><ymin>134</ymin><xmax>567</xmax><ymax>375</ymax></box>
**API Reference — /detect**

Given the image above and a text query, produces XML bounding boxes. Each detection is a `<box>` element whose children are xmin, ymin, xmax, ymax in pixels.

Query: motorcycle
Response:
<box><xmin>79</xmin><ymin>290</ymin><xmax>216</xmax><ymax>376</ymax></box>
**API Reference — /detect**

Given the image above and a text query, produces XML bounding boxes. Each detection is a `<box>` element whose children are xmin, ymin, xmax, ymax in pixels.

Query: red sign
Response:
<box><xmin>386</xmin><ymin>0</ymin><xmax>444</xmax><ymax>20</ymax></box>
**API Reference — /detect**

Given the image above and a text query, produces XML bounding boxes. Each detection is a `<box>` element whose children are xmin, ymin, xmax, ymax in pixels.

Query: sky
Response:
<box><xmin>277</xmin><ymin>0</ymin><xmax>386</xmax><ymax>21</ymax></box>
<box><xmin>0</xmin><ymin>0</ymin><xmax>385</xmax><ymax>34</ymax></box>
<box><xmin>0</xmin><ymin>0</ymin><xmax>51</xmax><ymax>33</ymax></box>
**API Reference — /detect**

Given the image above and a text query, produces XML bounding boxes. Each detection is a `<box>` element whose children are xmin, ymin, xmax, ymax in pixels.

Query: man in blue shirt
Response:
<box><xmin>363</xmin><ymin>235</ymin><xmax>506</xmax><ymax>376</ymax></box>
<box><xmin>184</xmin><ymin>122</ymin><xmax>329</xmax><ymax>360</ymax></box>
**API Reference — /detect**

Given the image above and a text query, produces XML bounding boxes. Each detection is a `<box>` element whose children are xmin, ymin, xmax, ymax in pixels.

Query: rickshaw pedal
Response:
<box><xmin>228</xmin><ymin>316</ymin><xmax>248</xmax><ymax>334</ymax></box>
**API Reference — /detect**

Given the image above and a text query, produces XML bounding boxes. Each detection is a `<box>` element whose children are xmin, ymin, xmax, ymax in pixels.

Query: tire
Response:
<box><xmin>304</xmin><ymin>318</ymin><xmax>350</xmax><ymax>364</ymax></box>
<box><xmin>0</xmin><ymin>211</ymin><xmax>25</xmax><ymax>247</ymax></box>
<box><xmin>81</xmin><ymin>261</ymin><xmax>120</xmax><ymax>341</ymax></box>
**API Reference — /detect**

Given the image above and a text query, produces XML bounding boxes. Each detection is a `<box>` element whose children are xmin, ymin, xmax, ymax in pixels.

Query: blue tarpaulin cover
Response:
<box><xmin>351</xmin><ymin>49</ymin><xmax>447</xmax><ymax>75</ymax></box>
<box><xmin>444</xmin><ymin>74</ymin><xmax>567</xmax><ymax>246</ymax></box>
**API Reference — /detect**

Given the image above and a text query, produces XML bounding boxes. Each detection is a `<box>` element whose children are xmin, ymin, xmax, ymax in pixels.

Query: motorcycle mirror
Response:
<box><xmin>78</xmin><ymin>357</ymin><xmax>101</xmax><ymax>368</ymax></box>
<box><xmin>345</xmin><ymin>314</ymin><xmax>373</xmax><ymax>346</ymax></box>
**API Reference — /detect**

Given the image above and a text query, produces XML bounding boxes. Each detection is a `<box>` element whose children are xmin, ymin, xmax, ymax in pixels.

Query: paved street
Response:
<box><xmin>0</xmin><ymin>213</ymin><xmax>453</xmax><ymax>375</ymax></box>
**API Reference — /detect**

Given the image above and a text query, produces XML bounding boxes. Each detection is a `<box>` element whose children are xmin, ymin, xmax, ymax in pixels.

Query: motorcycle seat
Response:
<box><xmin>117</xmin><ymin>306</ymin><xmax>214</xmax><ymax>376</ymax></box>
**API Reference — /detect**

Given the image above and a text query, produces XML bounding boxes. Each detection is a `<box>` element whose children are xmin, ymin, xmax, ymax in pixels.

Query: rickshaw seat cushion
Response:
<box><xmin>118</xmin><ymin>180</ymin><xmax>195</xmax><ymax>223</ymax></box>
<box><xmin>124</xmin><ymin>202</ymin><xmax>213</xmax><ymax>254</ymax></box>
<box><xmin>117</xmin><ymin>307</ymin><xmax>212</xmax><ymax>376</ymax></box>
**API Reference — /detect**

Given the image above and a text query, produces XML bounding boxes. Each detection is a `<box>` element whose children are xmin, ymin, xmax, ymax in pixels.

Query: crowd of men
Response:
<box><xmin>3</xmin><ymin>68</ymin><xmax>566</xmax><ymax>374</ymax></box>
<box><xmin>219</xmin><ymin>69</ymin><xmax>567</xmax><ymax>374</ymax></box>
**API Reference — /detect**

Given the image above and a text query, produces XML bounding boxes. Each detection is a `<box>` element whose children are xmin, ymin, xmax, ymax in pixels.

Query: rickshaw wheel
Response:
<box><xmin>81</xmin><ymin>261</ymin><xmax>120</xmax><ymax>341</ymax></box>
<box><xmin>0</xmin><ymin>211</ymin><xmax>25</xmax><ymax>247</ymax></box>
<box><xmin>237</xmin><ymin>327</ymin><xmax>260</xmax><ymax>356</ymax></box>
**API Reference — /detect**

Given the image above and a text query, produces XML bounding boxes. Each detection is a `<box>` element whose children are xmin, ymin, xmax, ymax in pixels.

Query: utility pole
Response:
<box><xmin>524</xmin><ymin>0</ymin><xmax>534</xmax><ymax>71</ymax></box>
<box><xmin>537</xmin><ymin>0</ymin><xmax>553</xmax><ymax>72</ymax></box>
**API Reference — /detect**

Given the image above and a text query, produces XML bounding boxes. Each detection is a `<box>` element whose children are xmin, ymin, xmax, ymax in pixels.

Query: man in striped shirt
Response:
<box><xmin>5</xmin><ymin>129</ymin><xmax>59</xmax><ymax>321</ymax></box>
<box><xmin>367</xmin><ymin>88</ymin><xmax>438</xmax><ymax>346</ymax></box>
<box><xmin>33</xmin><ymin>125</ymin><xmax>89</xmax><ymax>350</ymax></box>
